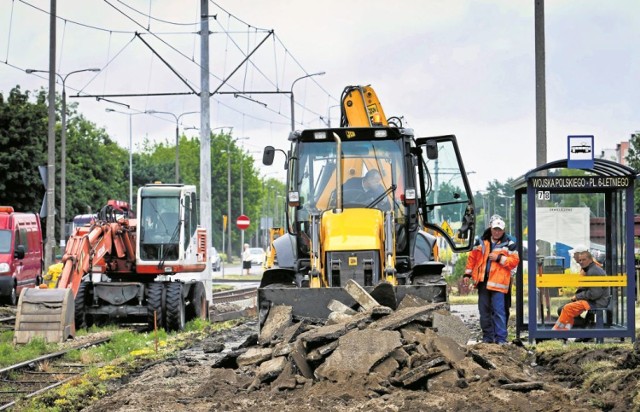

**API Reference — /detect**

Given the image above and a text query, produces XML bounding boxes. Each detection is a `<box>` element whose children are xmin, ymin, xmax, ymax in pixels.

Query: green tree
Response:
<box><xmin>625</xmin><ymin>131</ymin><xmax>640</xmax><ymax>213</ymax></box>
<box><xmin>0</xmin><ymin>86</ymin><xmax>48</xmax><ymax>212</ymax></box>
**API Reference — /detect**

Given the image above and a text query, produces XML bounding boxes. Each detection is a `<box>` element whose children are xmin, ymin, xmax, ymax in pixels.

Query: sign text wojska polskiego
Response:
<box><xmin>531</xmin><ymin>176</ymin><xmax>632</xmax><ymax>189</ymax></box>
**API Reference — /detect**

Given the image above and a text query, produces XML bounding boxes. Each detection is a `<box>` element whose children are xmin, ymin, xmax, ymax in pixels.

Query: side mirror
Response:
<box><xmin>426</xmin><ymin>140</ymin><xmax>438</xmax><ymax>160</ymax></box>
<box><xmin>14</xmin><ymin>245</ymin><xmax>25</xmax><ymax>259</ymax></box>
<box><xmin>263</xmin><ymin>146</ymin><xmax>275</xmax><ymax>166</ymax></box>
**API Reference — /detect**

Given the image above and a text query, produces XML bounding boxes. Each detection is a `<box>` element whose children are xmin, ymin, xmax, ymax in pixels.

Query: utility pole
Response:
<box><xmin>26</xmin><ymin>67</ymin><xmax>100</xmax><ymax>247</ymax></box>
<box><xmin>535</xmin><ymin>0</ymin><xmax>547</xmax><ymax>168</ymax></box>
<box><xmin>200</xmin><ymin>0</ymin><xmax>213</xmax><ymax>289</ymax></box>
<box><xmin>43</xmin><ymin>0</ymin><xmax>57</xmax><ymax>270</ymax></box>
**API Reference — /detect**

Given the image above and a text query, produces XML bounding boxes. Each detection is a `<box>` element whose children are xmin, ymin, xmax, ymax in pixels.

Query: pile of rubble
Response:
<box><xmin>211</xmin><ymin>280</ymin><xmax>542</xmax><ymax>394</ymax></box>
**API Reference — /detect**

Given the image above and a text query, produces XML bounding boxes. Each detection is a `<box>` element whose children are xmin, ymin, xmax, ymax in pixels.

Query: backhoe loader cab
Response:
<box><xmin>259</xmin><ymin>126</ymin><xmax>475</xmax><ymax>324</ymax></box>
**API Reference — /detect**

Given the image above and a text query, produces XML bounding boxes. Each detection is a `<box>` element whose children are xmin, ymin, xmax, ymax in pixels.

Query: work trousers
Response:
<box><xmin>477</xmin><ymin>281</ymin><xmax>507</xmax><ymax>343</ymax></box>
<box><xmin>553</xmin><ymin>300</ymin><xmax>591</xmax><ymax>330</ymax></box>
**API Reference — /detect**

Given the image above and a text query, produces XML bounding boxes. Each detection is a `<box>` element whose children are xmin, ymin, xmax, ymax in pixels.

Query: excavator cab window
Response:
<box><xmin>139</xmin><ymin>196</ymin><xmax>181</xmax><ymax>261</ymax></box>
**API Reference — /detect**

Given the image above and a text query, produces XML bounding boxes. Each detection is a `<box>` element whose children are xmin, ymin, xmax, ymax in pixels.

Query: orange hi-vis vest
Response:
<box><xmin>465</xmin><ymin>236</ymin><xmax>519</xmax><ymax>294</ymax></box>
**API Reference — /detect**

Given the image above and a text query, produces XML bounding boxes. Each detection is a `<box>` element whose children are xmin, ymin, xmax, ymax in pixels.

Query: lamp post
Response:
<box><xmin>105</xmin><ymin>108</ymin><xmax>142</xmax><ymax>207</ymax></box>
<box><xmin>290</xmin><ymin>71</ymin><xmax>325</xmax><ymax>131</ymax></box>
<box><xmin>498</xmin><ymin>194</ymin><xmax>515</xmax><ymax>234</ymax></box>
<box><xmin>221</xmin><ymin>135</ymin><xmax>249</xmax><ymax>262</ymax></box>
<box><xmin>211</xmin><ymin>126</ymin><xmax>234</xmax><ymax>261</ymax></box>
<box><xmin>144</xmin><ymin>110</ymin><xmax>199</xmax><ymax>183</ymax></box>
<box><xmin>26</xmin><ymin>67</ymin><xmax>100</xmax><ymax>247</ymax></box>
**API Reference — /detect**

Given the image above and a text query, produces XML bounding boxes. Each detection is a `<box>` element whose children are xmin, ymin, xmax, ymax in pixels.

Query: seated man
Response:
<box><xmin>358</xmin><ymin>169</ymin><xmax>391</xmax><ymax>210</ymax></box>
<box><xmin>553</xmin><ymin>250</ymin><xmax>610</xmax><ymax>330</ymax></box>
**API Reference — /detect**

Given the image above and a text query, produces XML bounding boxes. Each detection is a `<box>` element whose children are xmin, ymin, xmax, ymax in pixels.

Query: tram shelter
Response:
<box><xmin>513</xmin><ymin>158</ymin><xmax>637</xmax><ymax>343</ymax></box>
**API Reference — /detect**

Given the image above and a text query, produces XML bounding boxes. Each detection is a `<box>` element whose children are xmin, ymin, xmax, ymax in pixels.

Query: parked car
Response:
<box><xmin>210</xmin><ymin>247</ymin><xmax>221</xmax><ymax>271</ymax></box>
<box><xmin>0</xmin><ymin>206</ymin><xmax>44</xmax><ymax>305</ymax></box>
<box><xmin>248</xmin><ymin>247</ymin><xmax>266</xmax><ymax>266</ymax></box>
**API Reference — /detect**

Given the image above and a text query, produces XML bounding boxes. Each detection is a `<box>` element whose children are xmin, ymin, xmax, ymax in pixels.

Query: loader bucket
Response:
<box><xmin>258</xmin><ymin>284</ymin><xmax>447</xmax><ymax>327</ymax></box>
<box><xmin>14</xmin><ymin>288</ymin><xmax>75</xmax><ymax>344</ymax></box>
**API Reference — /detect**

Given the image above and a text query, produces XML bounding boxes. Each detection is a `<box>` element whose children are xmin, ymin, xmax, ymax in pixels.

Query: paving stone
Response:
<box><xmin>272</xmin><ymin>342</ymin><xmax>294</xmax><ymax>357</ymax></box>
<box><xmin>315</xmin><ymin>329</ymin><xmax>402</xmax><ymax>381</ymax></box>
<box><xmin>256</xmin><ymin>356</ymin><xmax>287</xmax><ymax>382</ymax></box>
<box><xmin>396</xmin><ymin>293</ymin><xmax>430</xmax><ymax>310</ymax></box>
<box><xmin>258</xmin><ymin>305</ymin><xmax>292</xmax><ymax>345</ymax></box>
<box><xmin>327</xmin><ymin>299</ymin><xmax>358</xmax><ymax>315</ymax></box>
<box><xmin>306</xmin><ymin>340</ymin><xmax>339</xmax><ymax>362</ymax></box>
<box><xmin>372</xmin><ymin>356</ymin><xmax>400</xmax><ymax>378</ymax></box>
<box><xmin>270</xmin><ymin>361</ymin><xmax>297</xmax><ymax>391</ymax></box>
<box><xmin>236</xmin><ymin>347</ymin><xmax>273</xmax><ymax>367</ymax></box>
<box><xmin>431</xmin><ymin>335</ymin><xmax>467</xmax><ymax>363</ymax></box>
<box><xmin>368</xmin><ymin>302</ymin><xmax>447</xmax><ymax>331</ymax></box>
<box><xmin>290</xmin><ymin>339</ymin><xmax>313</xmax><ymax>379</ymax></box>
<box><xmin>298</xmin><ymin>322</ymin><xmax>349</xmax><ymax>344</ymax></box>
<box><xmin>432</xmin><ymin>310</ymin><xmax>472</xmax><ymax>346</ymax></box>
<box><xmin>344</xmin><ymin>279</ymin><xmax>379</xmax><ymax>310</ymax></box>
<box><xmin>327</xmin><ymin>312</ymin><xmax>354</xmax><ymax>325</ymax></box>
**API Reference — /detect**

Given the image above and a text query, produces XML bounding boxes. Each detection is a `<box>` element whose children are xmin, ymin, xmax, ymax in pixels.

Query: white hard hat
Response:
<box><xmin>572</xmin><ymin>244</ymin><xmax>588</xmax><ymax>253</ymax></box>
<box><xmin>491</xmin><ymin>218</ymin><xmax>506</xmax><ymax>230</ymax></box>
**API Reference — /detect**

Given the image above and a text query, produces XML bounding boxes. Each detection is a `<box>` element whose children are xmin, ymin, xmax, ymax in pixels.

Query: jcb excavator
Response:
<box><xmin>259</xmin><ymin>85</ymin><xmax>476</xmax><ymax>325</ymax></box>
<box><xmin>14</xmin><ymin>183</ymin><xmax>210</xmax><ymax>343</ymax></box>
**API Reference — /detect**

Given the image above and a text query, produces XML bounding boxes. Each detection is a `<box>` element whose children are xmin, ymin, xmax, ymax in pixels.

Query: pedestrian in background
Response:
<box><xmin>463</xmin><ymin>217</ymin><xmax>519</xmax><ymax>344</ymax></box>
<box><xmin>242</xmin><ymin>243</ymin><xmax>252</xmax><ymax>275</ymax></box>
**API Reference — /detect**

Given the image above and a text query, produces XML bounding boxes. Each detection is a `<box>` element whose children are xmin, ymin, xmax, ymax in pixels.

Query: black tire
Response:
<box><xmin>7</xmin><ymin>283</ymin><xmax>17</xmax><ymax>306</ymax></box>
<box><xmin>146</xmin><ymin>282</ymin><xmax>165</xmax><ymax>331</ymax></box>
<box><xmin>165</xmin><ymin>282</ymin><xmax>186</xmax><ymax>331</ymax></box>
<box><xmin>185</xmin><ymin>282</ymin><xmax>207</xmax><ymax>322</ymax></box>
<box><xmin>74</xmin><ymin>282</ymin><xmax>94</xmax><ymax>329</ymax></box>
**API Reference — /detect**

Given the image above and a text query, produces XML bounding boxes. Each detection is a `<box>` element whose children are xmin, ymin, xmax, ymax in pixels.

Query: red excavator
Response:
<box><xmin>14</xmin><ymin>183</ymin><xmax>211</xmax><ymax>343</ymax></box>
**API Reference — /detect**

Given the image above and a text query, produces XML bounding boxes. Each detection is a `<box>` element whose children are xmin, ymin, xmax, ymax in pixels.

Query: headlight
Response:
<box><xmin>0</xmin><ymin>263</ymin><xmax>10</xmax><ymax>273</ymax></box>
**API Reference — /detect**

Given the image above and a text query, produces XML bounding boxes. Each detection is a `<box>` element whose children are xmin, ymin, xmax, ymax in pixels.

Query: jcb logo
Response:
<box><xmin>367</xmin><ymin>104</ymin><xmax>378</xmax><ymax>116</ymax></box>
<box><xmin>345</xmin><ymin>131</ymin><xmax>356</xmax><ymax>139</ymax></box>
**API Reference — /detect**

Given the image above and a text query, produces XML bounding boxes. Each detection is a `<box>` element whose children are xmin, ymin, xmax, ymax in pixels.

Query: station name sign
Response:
<box><xmin>531</xmin><ymin>176</ymin><xmax>632</xmax><ymax>189</ymax></box>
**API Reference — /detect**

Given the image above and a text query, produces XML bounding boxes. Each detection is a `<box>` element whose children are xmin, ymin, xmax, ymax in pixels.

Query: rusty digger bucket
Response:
<box><xmin>14</xmin><ymin>288</ymin><xmax>75</xmax><ymax>344</ymax></box>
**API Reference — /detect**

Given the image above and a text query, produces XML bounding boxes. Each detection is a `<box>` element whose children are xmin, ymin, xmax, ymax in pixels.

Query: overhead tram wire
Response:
<box><xmin>12</xmin><ymin>0</ymin><xmax>335</xmax><ymax>132</ymax></box>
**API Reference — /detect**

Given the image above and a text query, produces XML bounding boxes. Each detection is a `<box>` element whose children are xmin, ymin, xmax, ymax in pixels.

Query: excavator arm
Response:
<box><xmin>57</xmin><ymin>220</ymin><xmax>136</xmax><ymax>297</ymax></box>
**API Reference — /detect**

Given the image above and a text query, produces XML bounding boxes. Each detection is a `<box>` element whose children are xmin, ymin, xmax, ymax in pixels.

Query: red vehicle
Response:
<box><xmin>0</xmin><ymin>206</ymin><xmax>43</xmax><ymax>305</ymax></box>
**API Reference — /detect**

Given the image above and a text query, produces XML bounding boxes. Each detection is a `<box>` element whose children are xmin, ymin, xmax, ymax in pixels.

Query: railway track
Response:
<box><xmin>0</xmin><ymin>317</ymin><xmax>15</xmax><ymax>331</ymax></box>
<box><xmin>210</xmin><ymin>287</ymin><xmax>257</xmax><ymax>322</ymax></box>
<box><xmin>0</xmin><ymin>335</ymin><xmax>113</xmax><ymax>411</ymax></box>
<box><xmin>0</xmin><ymin>287</ymin><xmax>256</xmax><ymax>409</ymax></box>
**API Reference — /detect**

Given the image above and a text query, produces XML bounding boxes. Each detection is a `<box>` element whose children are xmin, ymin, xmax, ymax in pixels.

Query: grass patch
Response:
<box><xmin>449</xmin><ymin>295</ymin><xmax>478</xmax><ymax>305</ymax></box>
<box><xmin>212</xmin><ymin>284</ymin><xmax>234</xmax><ymax>292</ymax></box>
<box><xmin>0</xmin><ymin>331</ymin><xmax>58</xmax><ymax>367</ymax></box>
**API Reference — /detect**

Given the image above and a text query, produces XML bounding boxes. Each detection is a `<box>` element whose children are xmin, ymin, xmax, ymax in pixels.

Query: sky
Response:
<box><xmin>0</xmin><ymin>0</ymin><xmax>638</xmax><ymax>192</ymax></box>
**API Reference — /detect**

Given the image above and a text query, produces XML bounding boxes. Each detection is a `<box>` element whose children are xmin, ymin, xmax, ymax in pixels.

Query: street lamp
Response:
<box><xmin>144</xmin><ymin>110</ymin><xmax>199</xmax><ymax>183</ymax></box>
<box><xmin>210</xmin><ymin>126</ymin><xmax>234</xmax><ymax>259</ymax></box>
<box><xmin>498</xmin><ymin>194</ymin><xmax>515</xmax><ymax>234</ymax></box>
<box><xmin>105</xmin><ymin>108</ymin><xmax>143</xmax><ymax>207</ymax></box>
<box><xmin>26</xmin><ymin>67</ymin><xmax>100</xmax><ymax>247</ymax></box>
<box><xmin>221</xmin><ymin>135</ymin><xmax>248</xmax><ymax>262</ymax></box>
<box><xmin>290</xmin><ymin>71</ymin><xmax>325</xmax><ymax>131</ymax></box>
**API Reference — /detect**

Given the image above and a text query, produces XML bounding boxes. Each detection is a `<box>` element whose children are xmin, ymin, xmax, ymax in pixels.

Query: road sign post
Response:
<box><xmin>236</xmin><ymin>214</ymin><xmax>250</xmax><ymax>231</ymax></box>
